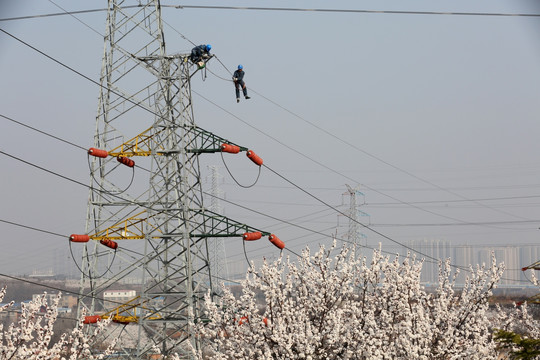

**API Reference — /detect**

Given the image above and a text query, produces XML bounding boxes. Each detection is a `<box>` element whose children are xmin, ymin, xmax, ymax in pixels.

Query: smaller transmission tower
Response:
<box><xmin>343</xmin><ymin>184</ymin><xmax>369</xmax><ymax>247</ymax></box>
<box><xmin>207</xmin><ymin>165</ymin><xmax>229</xmax><ymax>290</ymax></box>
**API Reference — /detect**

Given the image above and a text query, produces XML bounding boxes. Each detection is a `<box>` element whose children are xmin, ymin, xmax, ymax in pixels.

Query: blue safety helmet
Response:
<box><xmin>206</xmin><ymin>44</ymin><xmax>212</xmax><ymax>52</ymax></box>
<box><xmin>238</xmin><ymin>64</ymin><xmax>243</xmax><ymax>70</ymax></box>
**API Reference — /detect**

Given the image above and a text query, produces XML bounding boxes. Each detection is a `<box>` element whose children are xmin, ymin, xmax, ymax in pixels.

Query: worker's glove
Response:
<box><xmin>233</xmin><ymin>77</ymin><xmax>238</xmax><ymax>81</ymax></box>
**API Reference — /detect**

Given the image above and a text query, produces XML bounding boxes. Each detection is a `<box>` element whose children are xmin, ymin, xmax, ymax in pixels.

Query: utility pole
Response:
<box><xmin>70</xmin><ymin>1</ymin><xmax>281</xmax><ymax>358</ymax></box>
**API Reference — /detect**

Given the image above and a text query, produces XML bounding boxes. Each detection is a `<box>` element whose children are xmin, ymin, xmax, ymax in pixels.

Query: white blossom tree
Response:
<box><xmin>0</xmin><ymin>287</ymin><xmax>113</xmax><ymax>360</ymax></box>
<box><xmin>494</xmin><ymin>271</ymin><xmax>540</xmax><ymax>359</ymax></box>
<box><xmin>191</xmin><ymin>241</ymin><xmax>538</xmax><ymax>360</ymax></box>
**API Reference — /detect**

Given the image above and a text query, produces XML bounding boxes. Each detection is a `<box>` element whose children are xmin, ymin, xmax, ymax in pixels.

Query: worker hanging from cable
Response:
<box><xmin>190</xmin><ymin>44</ymin><xmax>212</xmax><ymax>69</ymax></box>
<box><xmin>233</xmin><ymin>64</ymin><xmax>251</xmax><ymax>103</ymax></box>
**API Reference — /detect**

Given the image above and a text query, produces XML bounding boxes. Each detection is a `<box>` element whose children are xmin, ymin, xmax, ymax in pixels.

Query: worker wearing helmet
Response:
<box><xmin>233</xmin><ymin>64</ymin><xmax>251</xmax><ymax>103</ymax></box>
<box><xmin>190</xmin><ymin>44</ymin><xmax>212</xmax><ymax>68</ymax></box>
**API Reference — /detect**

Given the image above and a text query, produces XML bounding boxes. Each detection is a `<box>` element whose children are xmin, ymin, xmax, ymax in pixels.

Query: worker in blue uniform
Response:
<box><xmin>233</xmin><ymin>64</ymin><xmax>251</xmax><ymax>103</ymax></box>
<box><xmin>190</xmin><ymin>44</ymin><xmax>212</xmax><ymax>67</ymax></box>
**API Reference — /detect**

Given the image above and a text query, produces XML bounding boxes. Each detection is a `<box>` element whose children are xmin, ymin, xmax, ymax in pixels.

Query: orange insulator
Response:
<box><xmin>83</xmin><ymin>315</ymin><xmax>102</xmax><ymax>324</ymax></box>
<box><xmin>268</xmin><ymin>234</ymin><xmax>285</xmax><ymax>250</ymax></box>
<box><xmin>246</xmin><ymin>150</ymin><xmax>263</xmax><ymax>166</ymax></box>
<box><xmin>221</xmin><ymin>143</ymin><xmax>241</xmax><ymax>154</ymax></box>
<box><xmin>238</xmin><ymin>316</ymin><xmax>249</xmax><ymax>325</ymax></box>
<box><xmin>243</xmin><ymin>232</ymin><xmax>262</xmax><ymax>241</ymax></box>
<box><xmin>112</xmin><ymin>317</ymin><xmax>130</xmax><ymax>325</ymax></box>
<box><xmin>100</xmin><ymin>239</ymin><xmax>118</xmax><ymax>250</ymax></box>
<box><xmin>88</xmin><ymin>148</ymin><xmax>108</xmax><ymax>158</ymax></box>
<box><xmin>70</xmin><ymin>234</ymin><xmax>90</xmax><ymax>243</ymax></box>
<box><xmin>117</xmin><ymin>156</ymin><xmax>135</xmax><ymax>167</ymax></box>
<box><xmin>263</xmin><ymin>317</ymin><xmax>269</xmax><ymax>327</ymax></box>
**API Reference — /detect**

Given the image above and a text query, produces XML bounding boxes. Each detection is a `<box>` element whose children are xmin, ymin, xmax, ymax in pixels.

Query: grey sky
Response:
<box><xmin>0</xmin><ymin>1</ymin><xmax>539</xmax><ymax>281</ymax></box>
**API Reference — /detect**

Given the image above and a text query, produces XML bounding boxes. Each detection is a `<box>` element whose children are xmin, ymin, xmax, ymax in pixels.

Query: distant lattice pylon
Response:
<box><xmin>344</xmin><ymin>184</ymin><xmax>368</xmax><ymax>247</ymax></box>
<box><xmin>207</xmin><ymin>165</ymin><xmax>229</xmax><ymax>291</ymax></box>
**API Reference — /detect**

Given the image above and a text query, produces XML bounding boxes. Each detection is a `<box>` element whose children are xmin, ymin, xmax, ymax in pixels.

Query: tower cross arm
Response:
<box><xmin>189</xmin><ymin>209</ymin><xmax>270</xmax><ymax>238</ymax></box>
<box><xmin>185</xmin><ymin>125</ymin><xmax>247</xmax><ymax>154</ymax></box>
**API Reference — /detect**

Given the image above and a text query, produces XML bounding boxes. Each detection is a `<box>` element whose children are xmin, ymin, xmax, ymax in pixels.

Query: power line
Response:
<box><xmin>0</xmin><ymin>218</ymin><xmax>66</xmax><ymax>238</ymax></box>
<box><xmin>2</xmin><ymin>210</ymin><xmax>532</xmax><ymax>287</ymax></box>
<box><xmin>0</xmin><ymin>7</ymin><xmax>127</xmax><ymax>22</ymax></box>
<box><xmin>210</xmin><ymin>62</ymin><xmax>534</xmax><ymax>223</ymax></box>
<box><xmin>0</xmin><ymin>113</ymin><xmax>87</xmax><ymax>151</ymax></box>
<box><xmin>0</xmin><ymin>147</ymin><xmax>531</xmax><ymax>283</ymax></box>
<box><xmin>4</xmin><ymin>2</ymin><xmax>540</xmax><ymax>223</ymax></box>
<box><xmin>47</xmin><ymin>0</ymin><xmax>103</xmax><ymax>36</ymax></box>
<box><xmin>1</xmin><ymin>5</ymin><xmax>539</xmax><ymax>22</ymax></box>
<box><xmin>0</xmin><ymin>23</ymin><xmax>533</xmax><ymax>277</ymax></box>
<box><xmin>0</xmin><ymin>109</ymin><xmax>530</xmax><ymax>279</ymax></box>
<box><xmin>170</xmin><ymin>5</ymin><xmax>540</xmax><ymax>17</ymax></box>
<box><xmin>193</xmin><ymin>89</ymin><xmax>520</xmax><ymax>231</ymax></box>
<box><xmin>221</xmin><ymin>182</ymin><xmax>540</xmax><ymax>193</ymax></box>
<box><xmin>263</xmin><ymin>164</ymin><xmax>442</xmax><ymax>264</ymax></box>
<box><xmin>3</xmin><ymin>106</ymin><xmax>537</xmax><ymax>211</ymax></box>
<box><xmin>371</xmin><ymin>220</ymin><xmax>540</xmax><ymax>227</ymax></box>
<box><xmin>0</xmin><ymin>271</ymin><xmax>242</xmax><ymax>318</ymax></box>
<box><xmin>0</xmin><ymin>27</ymin><xmax>168</xmax><ymax>125</ymax></box>
<box><xmin>0</xmin><ymin>145</ymin><xmax>455</xmax><ymax>273</ymax></box>
<box><xmin>1</xmin><ymin>11</ymin><xmax>526</xmax><ymax>231</ymax></box>
<box><xmin>368</xmin><ymin>194</ymin><xmax>540</xmax><ymax>206</ymax></box>
<box><xmin>0</xmin><ymin>150</ymin><xmax>88</xmax><ymax>188</ymax></box>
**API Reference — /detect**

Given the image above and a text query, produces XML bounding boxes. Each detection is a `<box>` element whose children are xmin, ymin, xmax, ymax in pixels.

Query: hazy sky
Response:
<box><xmin>0</xmin><ymin>1</ymin><xmax>539</xmax><ymax>281</ymax></box>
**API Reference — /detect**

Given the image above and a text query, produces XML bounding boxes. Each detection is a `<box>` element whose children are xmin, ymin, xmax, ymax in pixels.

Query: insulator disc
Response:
<box><xmin>243</xmin><ymin>231</ymin><xmax>262</xmax><ymax>241</ymax></box>
<box><xmin>100</xmin><ymin>239</ymin><xmax>119</xmax><ymax>250</ymax></box>
<box><xmin>246</xmin><ymin>150</ymin><xmax>263</xmax><ymax>166</ymax></box>
<box><xmin>221</xmin><ymin>143</ymin><xmax>241</xmax><ymax>154</ymax></box>
<box><xmin>83</xmin><ymin>315</ymin><xmax>101</xmax><ymax>324</ymax></box>
<box><xmin>117</xmin><ymin>156</ymin><xmax>135</xmax><ymax>167</ymax></box>
<box><xmin>88</xmin><ymin>148</ymin><xmax>108</xmax><ymax>158</ymax></box>
<box><xmin>69</xmin><ymin>234</ymin><xmax>90</xmax><ymax>243</ymax></box>
<box><xmin>269</xmin><ymin>234</ymin><xmax>285</xmax><ymax>250</ymax></box>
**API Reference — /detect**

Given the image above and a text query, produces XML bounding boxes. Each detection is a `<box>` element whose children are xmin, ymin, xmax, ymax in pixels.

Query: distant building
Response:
<box><xmin>402</xmin><ymin>241</ymin><xmax>540</xmax><ymax>286</ymax></box>
<box><xmin>408</xmin><ymin>239</ymin><xmax>451</xmax><ymax>284</ymax></box>
<box><xmin>103</xmin><ymin>290</ymin><xmax>137</xmax><ymax>310</ymax></box>
<box><xmin>29</xmin><ymin>269</ymin><xmax>55</xmax><ymax>279</ymax></box>
<box><xmin>31</xmin><ymin>293</ymin><xmax>77</xmax><ymax>310</ymax></box>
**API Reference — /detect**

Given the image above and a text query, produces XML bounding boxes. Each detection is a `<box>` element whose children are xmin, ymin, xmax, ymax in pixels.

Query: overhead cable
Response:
<box><xmin>1</xmin><ymin>13</ymin><xmax>523</xmax><ymax>232</ymax></box>
<box><xmin>0</xmin><ymin>25</ymin><xmax>529</xmax><ymax>274</ymax></box>
<box><xmin>169</xmin><ymin>5</ymin><xmax>540</xmax><ymax>17</ymax></box>
<box><xmin>1</xmin><ymin>5</ymin><xmax>539</xmax><ymax>22</ymax></box>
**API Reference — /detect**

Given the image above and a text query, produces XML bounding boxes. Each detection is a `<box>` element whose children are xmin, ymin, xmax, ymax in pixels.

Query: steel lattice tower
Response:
<box><xmin>73</xmin><ymin>1</ymin><xmax>272</xmax><ymax>358</ymax></box>
<box><xmin>207</xmin><ymin>165</ymin><xmax>229</xmax><ymax>289</ymax></box>
<box><xmin>344</xmin><ymin>184</ymin><xmax>368</xmax><ymax>247</ymax></box>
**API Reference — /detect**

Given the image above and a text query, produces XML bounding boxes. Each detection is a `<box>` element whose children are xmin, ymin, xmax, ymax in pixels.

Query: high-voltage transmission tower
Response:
<box><xmin>344</xmin><ymin>184</ymin><xmax>369</xmax><ymax>247</ymax></box>
<box><xmin>70</xmin><ymin>1</ymin><xmax>281</xmax><ymax>358</ymax></box>
<box><xmin>206</xmin><ymin>165</ymin><xmax>229</xmax><ymax>289</ymax></box>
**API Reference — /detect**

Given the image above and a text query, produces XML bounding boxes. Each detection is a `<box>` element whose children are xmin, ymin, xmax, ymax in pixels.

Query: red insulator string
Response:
<box><xmin>243</xmin><ymin>232</ymin><xmax>262</xmax><ymax>241</ymax></box>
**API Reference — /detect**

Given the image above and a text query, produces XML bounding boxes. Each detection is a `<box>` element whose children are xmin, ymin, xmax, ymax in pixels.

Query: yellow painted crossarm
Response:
<box><xmin>108</xmin><ymin>127</ymin><xmax>166</xmax><ymax>157</ymax></box>
<box><xmin>90</xmin><ymin>211</ymin><xmax>161</xmax><ymax>240</ymax></box>
<box><xmin>101</xmin><ymin>295</ymin><xmax>162</xmax><ymax>324</ymax></box>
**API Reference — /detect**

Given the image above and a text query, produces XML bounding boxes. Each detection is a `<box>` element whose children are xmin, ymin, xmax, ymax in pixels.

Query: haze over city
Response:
<box><xmin>0</xmin><ymin>0</ymin><xmax>539</xmax><ymax>287</ymax></box>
